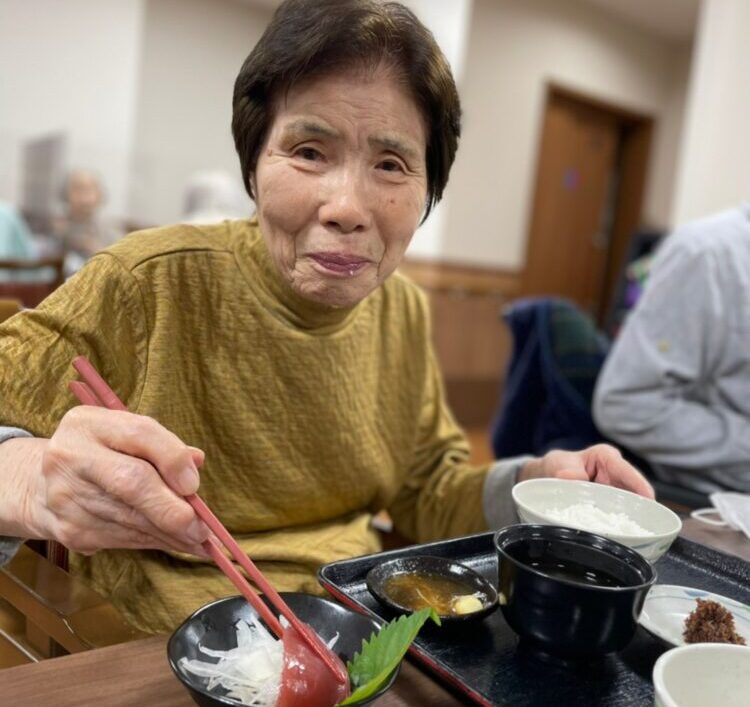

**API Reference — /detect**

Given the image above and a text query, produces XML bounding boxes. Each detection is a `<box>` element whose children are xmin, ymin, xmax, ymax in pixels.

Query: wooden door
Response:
<box><xmin>523</xmin><ymin>91</ymin><xmax>621</xmax><ymax>314</ymax></box>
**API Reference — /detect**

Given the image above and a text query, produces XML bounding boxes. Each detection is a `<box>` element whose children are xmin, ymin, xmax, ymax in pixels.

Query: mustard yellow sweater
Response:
<box><xmin>0</xmin><ymin>219</ymin><xmax>490</xmax><ymax>633</ymax></box>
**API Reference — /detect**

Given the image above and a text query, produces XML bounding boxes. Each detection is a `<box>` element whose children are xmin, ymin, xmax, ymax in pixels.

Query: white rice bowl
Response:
<box><xmin>512</xmin><ymin>478</ymin><xmax>682</xmax><ymax>562</ymax></box>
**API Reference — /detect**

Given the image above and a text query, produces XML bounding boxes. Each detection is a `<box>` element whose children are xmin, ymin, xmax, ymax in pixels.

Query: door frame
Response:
<box><xmin>522</xmin><ymin>83</ymin><xmax>654</xmax><ymax>323</ymax></box>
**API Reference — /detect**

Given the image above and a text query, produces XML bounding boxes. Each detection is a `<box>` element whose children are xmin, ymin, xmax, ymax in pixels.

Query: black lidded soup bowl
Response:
<box><xmin>495</xmin><ymin>524</ymin><xmax>656</xmax><ymax>662</ymax></box>
<box><xmin>168</xmin><ymin>592</ymin><xmax>399</xmax><ymax>707</ymax></box>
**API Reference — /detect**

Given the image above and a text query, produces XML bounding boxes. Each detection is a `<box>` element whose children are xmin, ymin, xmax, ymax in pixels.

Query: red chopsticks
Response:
<box><xmin>68</xmin><ymin>356</ymin><xmax>348</xmax><ymax>685</ymax></box>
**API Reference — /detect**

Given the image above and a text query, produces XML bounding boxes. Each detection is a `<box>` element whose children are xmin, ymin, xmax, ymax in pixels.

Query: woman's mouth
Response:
<box><xmin>309</xmin><ymin>252</ymin><xmax>371</xmax><ymax>277</ymax></box>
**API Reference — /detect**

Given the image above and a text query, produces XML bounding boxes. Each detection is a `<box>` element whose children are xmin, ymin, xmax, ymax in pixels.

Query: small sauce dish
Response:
<box><xmin>366</xmin><ymin>555</ymin><xmax>498</xmax><ymax>623</ymax></box>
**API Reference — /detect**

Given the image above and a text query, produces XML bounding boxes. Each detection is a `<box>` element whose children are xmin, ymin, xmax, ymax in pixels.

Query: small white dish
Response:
<box><xmin>653</xmin><ymin>643</ymin><xmax>750</xmax><ymax>707</ymax></box>
<box><xmin>639</xmin><ymin>584</ymin><xmax>750</xmax><ymax>647</ymax></box>
<box><xmin>512</xmin><ymin>478</ymin><xmax>682</xmax><ymax>562</ymax></box>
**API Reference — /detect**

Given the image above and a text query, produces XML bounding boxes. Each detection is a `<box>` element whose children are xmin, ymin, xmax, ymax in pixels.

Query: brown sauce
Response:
<box><xmin>383</xmin><ymin>572</ymin><xmax>481</xmax><ymax>615</ymax></box>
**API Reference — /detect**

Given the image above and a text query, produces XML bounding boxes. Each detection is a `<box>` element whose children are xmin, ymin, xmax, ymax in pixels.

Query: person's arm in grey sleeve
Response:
<box><xmin>482</xmin><ymin>455</ymin><xmax>532</xmax><ymax>528</ymax></box>
<box><xmin>593</xmin><ymin>238</ymin><xmax>750</xmax><ymax>470</ymax></box>
<box><xmin>0</xmin><ymin>427</ymin><xmax>33</xmax><ymax>566</ymax></box>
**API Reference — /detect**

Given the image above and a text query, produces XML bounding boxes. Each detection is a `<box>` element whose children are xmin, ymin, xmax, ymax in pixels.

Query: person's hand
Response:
<box><xmin>18</xmin><ymin>406</ymin><xmax>211</xmax><ymax>555</ymax></box>
<box><xmin>518</xmin><ymin>444</ymin><xmax>655</xmax><ymax>499</ymax></box>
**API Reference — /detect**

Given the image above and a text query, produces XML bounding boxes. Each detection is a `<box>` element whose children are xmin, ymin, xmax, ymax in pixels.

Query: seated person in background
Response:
<box><xmin>0</xmin><ymin>203</ymin><xmax>37</xmax><ymax>281</ymax></box>
<box><xmin>594</xmin><ymin>203</ymin><xmax>750</xmax><ymax>494</ymax></box>
<box><xmin>0</xmin><ymin>0</ymin><xmax>652</xmax><ymax>636</ymax></box>
<box><xmin>181</xmin><ymin>170</ymin><xmax>251</xmax><ymax>225</ymax></box>
<box><xmin>52</xmin><ymin>169</ymin><xmax>122</xmax><ymax>272</ymax></box>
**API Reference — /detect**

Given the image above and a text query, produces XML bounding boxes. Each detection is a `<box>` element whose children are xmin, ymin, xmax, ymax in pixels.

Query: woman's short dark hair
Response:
<box><xmin>232</xmin><ymin>0</ymin><xmax>461</xmax><ymax>220</ymax></box>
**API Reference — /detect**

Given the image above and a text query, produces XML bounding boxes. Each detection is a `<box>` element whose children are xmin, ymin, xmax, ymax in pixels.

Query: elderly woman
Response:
<box><xmin>52</xmin><ymin>170</ymin><xmax>122</xmax><ymax>263</ymax></box>
<box><xmin>0</xmin><ymin>0</ymin><xmax>652</xmax><ymax>635</ymax></box>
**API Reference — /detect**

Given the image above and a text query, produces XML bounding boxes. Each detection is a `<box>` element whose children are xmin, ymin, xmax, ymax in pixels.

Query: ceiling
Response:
<box><xmin>235</xmin><ymin>0</ymin><xmax>284</xmax><ymax>11</ymax></box>
<box><xmin>580</xmin><ymin>0</ymin><xmax>701</xmax><ymax>42</ymax></box>
<box><xmin>235</xmin><ymin>0</ymin><xmax>702</xmax><ymax>44</ymax></box>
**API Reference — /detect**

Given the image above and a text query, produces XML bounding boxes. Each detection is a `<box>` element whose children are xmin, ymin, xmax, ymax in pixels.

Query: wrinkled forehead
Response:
<box><xmin>268</xmin><ymin>64</ymin><xmax>428</xmax><ymax>152</ymax></box>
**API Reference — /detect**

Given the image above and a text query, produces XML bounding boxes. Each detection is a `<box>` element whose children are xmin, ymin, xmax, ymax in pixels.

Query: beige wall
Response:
<box><xmin>441</xmin><ymin>0</ymin><xmax>693</xmax><ymax>270</ymax></box>
<box><xmin>0</xmin><ymin>0</ymin><xmax>144</xmax><ymax>220</ymax></box>
<box><xmin>402</xmin><ymin>0</ymin><xmax>473</xmax><ymax>261</ymax></box>
<box><xmin>128</xmin><ymin>0</ymin><xmax>270</xmax><ymax>224</ymax></box>
<box><xmin>647</xmin><ymin>41</ymin><xmax>693</xmax><ymax>232</ymax></box>
<box><xmin>0</xmin><ymin>0</ymin><xmax>695</xmax><ymax>251</ymax></box>
<box><xmin>671</xmin><ymin>0</ymin><xmax>750</xmax><ymax>225</ymax></box>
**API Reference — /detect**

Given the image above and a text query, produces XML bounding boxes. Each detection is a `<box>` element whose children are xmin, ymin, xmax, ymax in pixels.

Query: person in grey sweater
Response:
<box><xmin>594</xmin><ymin>204</ymin><xmax>750</xmax><ymax>494</ymax></box>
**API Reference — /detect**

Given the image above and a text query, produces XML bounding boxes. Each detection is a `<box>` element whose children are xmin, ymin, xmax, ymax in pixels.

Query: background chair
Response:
<box><xmin>0</xmin><ymin>257</ymin><xmax>65</xmax><ymax>308</ymax></box>
<box><xmin>490</xmin><ymin>296</ymin><xmax>709</xmax><ymax>512</ymax></box>
<box><xmin>491</xmin><ymin>297</ymin><xmax>609</xmax><ymax>458</ymax></box>
<box><xmin>603</xmin><ymin>229</ymin><xmax>663</xmax><ymax>338</ymax></box>
<box><xmin>0</xmin><ymin>298</ymin><xmax>22</xmax><ymax>324</ymax></box>
<box><xmin>0</xmin><ymin>546</ymin><xmax>145</xmax><ymax>667</ymax></box>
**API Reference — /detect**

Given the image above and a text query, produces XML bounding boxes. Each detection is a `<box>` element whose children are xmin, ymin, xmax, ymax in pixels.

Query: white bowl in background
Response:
<box><xmin>512</xmin><ymin>479</ymin><xmax>682</xmax><ymax>562</ymax></box>
<box><xmin>653</xmin><ymin>643</ymin><xmax>750</xmax><ymax>707</ymax></box>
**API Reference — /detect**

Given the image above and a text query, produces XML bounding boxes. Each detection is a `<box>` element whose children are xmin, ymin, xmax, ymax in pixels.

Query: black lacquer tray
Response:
<box><xmin>318</xmin><ymin>533</ymin><xmax>750</xmax><ymax>707</ymax></box>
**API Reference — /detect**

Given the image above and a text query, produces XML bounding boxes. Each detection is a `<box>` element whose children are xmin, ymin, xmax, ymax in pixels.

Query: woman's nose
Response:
<box><xmin>318</xmin><ymin>171</ymin><xmax>372</xmax><ymax>234</ymax></box>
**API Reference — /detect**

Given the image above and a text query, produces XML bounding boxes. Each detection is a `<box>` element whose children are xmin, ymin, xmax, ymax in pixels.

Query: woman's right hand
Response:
<box><xmin>5</xmin><ymin>406</ymin><xmax>210</xmax><ymax>556</ymax></box>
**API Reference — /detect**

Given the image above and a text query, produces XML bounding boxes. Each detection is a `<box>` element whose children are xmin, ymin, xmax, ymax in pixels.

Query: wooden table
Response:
<box><xmin>2</xmin><ymin>522</ymin><xmax>747</xmax><ymax>706</ymax></box>
<box><xmin>0</xmin><ymin>633</ymin><xmax>465</xmax><ymax>707</ymax></box>
<box><xmin>679</xmin><ymin>516</ymin><xmax>750</xmax><ymax>562</ymax></box>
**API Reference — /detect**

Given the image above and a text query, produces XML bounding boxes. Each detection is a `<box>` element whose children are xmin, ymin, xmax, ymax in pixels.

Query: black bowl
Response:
<box><xmin>366</xmin><ymin>555</ymin><xmax>498</xmax><ymax>623</ymax></box>
<box><xmin>168</xmin><ymin>592</ymin><xmax>399</xmax><ymax>707</ymax></box>
<box><xmin>495</xmin><ymin>524</ymin><xmax>656</xmax><ymax>662</ymax></box>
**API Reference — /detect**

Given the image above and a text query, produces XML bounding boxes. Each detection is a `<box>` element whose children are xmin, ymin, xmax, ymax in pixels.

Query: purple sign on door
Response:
<box><xmin>563</xmin><ymin>167</ymin><xmax>579</xmax><ymax>191</ymax></box>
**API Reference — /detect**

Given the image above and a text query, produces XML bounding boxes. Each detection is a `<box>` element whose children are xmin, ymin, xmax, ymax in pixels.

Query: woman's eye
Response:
<box><xmin>378</xmin><ymin>159</ymin><xmax>404</xmax><ymax>173</ymax></box>
<box><xmin>295</xmin><ymin>146</ymin><xmax>322</xmax><ymax>161</ymax></box>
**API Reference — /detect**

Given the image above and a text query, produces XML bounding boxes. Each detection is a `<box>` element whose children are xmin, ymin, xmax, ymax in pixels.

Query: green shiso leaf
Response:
<box><xmin>336</xmin><ymin>607</ymin><xmax>441</xmax><ymax>706</ymax></box>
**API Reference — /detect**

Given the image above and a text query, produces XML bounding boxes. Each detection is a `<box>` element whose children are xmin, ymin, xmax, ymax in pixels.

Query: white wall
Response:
<box><xmin>441</xmin><ymin>0</ymin><xmax>692</xmax><ymax>270</ymax></box>
<box><xmin>402</xmin><ymin>0</ymin><xmax>473</xmax><ymax>82</ymax></box>
<box><xmin>128</xmin><ymin>0</ymin><xmax>270</xmax><ymax>225</ymax></box>
<box><xmin>1</xmin><ymin>0</ymin><xmax>692</xmax><ymax>263</ymax></box>
<box><xmin>671</xmin><ymin>0</ymin><xmax>750</xmax><ymax>225</ymax></box>
<box><xmin>646</xmin><ymin>42</ymin><xmax>693</xmax><ymax>231</ymax></box>
<box><xmin>0</xmin><ymin>0</ymin><xmax>144</xmax><ymax>220</ymax></box>
<box><xmin>388</xmin><ymin>0</ymin><xmax>474</xmax><ymax>260</ymax></box>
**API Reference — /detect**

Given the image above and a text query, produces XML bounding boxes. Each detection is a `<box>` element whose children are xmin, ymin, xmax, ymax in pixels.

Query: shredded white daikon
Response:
<box><xmin>179</xmin><ymin>615</ymin><xmax>341</xmax><ymax>707</ymax></box>
<box><xmin>546</xmin><ymin>503</ymin><xmax>651</xmax><ymax>536</ymax></box>
<box><xmin>179</xmin><ymin>615</ymin><xmax>284</xmax><ymax>706</ymax></box>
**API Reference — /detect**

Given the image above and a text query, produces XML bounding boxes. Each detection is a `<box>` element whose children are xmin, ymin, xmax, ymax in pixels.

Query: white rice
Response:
<box><xmin>546</xmin><ymin>503</ymin><xmax>651</xmax><ymax>536</ymax></box>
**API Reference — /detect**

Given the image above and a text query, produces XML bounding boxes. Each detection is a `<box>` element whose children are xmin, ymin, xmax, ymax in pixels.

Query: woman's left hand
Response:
<box><xmin>518</xmin><ymin>444</ymin><xmax>655</xmax><ymax>499</ymax></box>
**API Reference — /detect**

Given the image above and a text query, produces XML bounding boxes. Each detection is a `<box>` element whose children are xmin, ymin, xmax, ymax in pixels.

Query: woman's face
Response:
<box><xmin>253</xmin><ymin>65</ymin><xmax>428</xmax><ymax>307</ymax></box>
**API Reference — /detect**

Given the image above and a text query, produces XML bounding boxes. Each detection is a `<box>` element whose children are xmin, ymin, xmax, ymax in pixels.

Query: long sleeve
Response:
<box><xmin>483</xmin><ymin>455</ymin><xmax>531</xmax><ymax>528</ymax></box>
<box><xmin>387</xmin><ymin>345</ymin><xmax>487</xmax><ymax>542</ymax></box>
<box><xmin>0</xmin><ymin>252</ymin><xmax>148</xmax><ymax>437</ymax></box>
<box><xmin>387</xmin><ymin>343</ymin><xmax>522</xmax><ymax>542</ymax></box>
<box><xmin>593</xmin><ymin>230</ymin><xmax>750</xmax><ymax>472</ymax></box>
<box><xmin>0</xmin><ymin>427</ymin><xmax>32</xmax><ymax>566</ymax></box>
